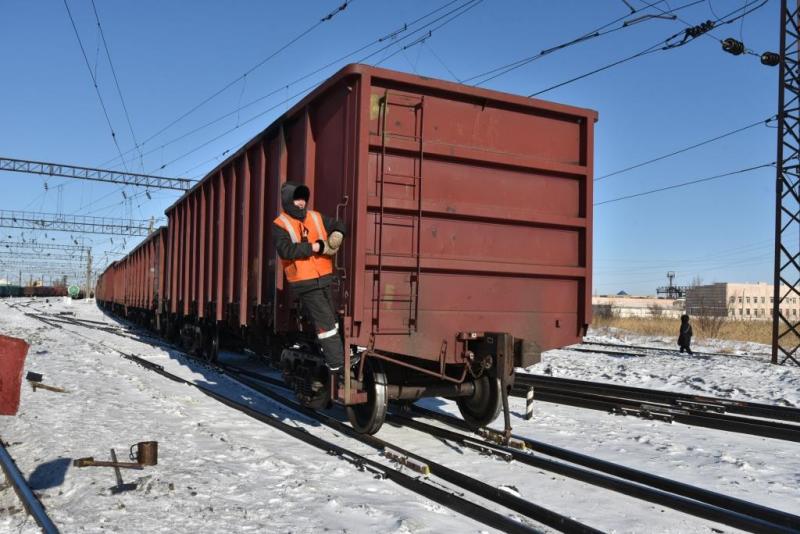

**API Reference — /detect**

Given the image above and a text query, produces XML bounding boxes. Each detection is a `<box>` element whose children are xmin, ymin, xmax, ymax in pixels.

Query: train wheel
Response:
<box><xmin>346</xmin><ymin>358</ymin><xmax>388</xmax><ymax>435</ymax></box>
<box><xmin>457</xmin><ymin>376</ymin><xmax>502</xmax><ymax>430</ymax></box>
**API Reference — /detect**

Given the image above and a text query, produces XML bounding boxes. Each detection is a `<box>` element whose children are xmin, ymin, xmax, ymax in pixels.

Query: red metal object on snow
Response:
<box><xmin>0</xmin><ymin>335</ymin><xmax>30</xmax><ymax>416</ymax></box>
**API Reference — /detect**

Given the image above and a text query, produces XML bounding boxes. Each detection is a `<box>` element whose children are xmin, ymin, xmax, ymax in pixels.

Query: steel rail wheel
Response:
<box><xmin>457</xmin><ymin>375</ymin><xmax>502</xmax><ymax>429</ymax></box>
<box><xmin>346</xmin><ymin>358</ymin><xmax>388</xmax><ymax>434</ymax></box>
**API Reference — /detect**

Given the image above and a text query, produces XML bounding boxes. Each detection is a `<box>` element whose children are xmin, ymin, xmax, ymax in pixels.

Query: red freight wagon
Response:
<box><xmin>111</xmin><ymin>65</ymin><xmax>595</xmax><ymax>435</ymax></box>
<box><xmin>97</xmin><ymin>227</ymin><xmax>167</xmax><ymax>325</ymax></box>
<box><xmin>95</xmin><ymin>261</ymin><xmax>115</xmax><ymax>303</ymax></box>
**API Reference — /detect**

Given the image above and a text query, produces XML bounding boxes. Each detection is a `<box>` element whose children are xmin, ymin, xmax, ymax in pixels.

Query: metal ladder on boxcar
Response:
<box><xmin>374</xmin><ymin>91</ymin><xmax>425</xmax><ymax>335</ymax></box>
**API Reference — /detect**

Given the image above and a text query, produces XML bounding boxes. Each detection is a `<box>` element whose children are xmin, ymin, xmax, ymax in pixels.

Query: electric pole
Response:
<box><xmin>85</xmin><ymin>248</ymin><xmax>92</xmax><ymax>296</ymax></box>
<box><xmin>772</xmin><ymin>0</ymin><xmax>800</xmax><ymax>365</ymax></box>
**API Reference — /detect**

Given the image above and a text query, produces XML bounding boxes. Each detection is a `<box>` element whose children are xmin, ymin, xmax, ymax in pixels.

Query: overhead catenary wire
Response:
<box><xmin>596</xmin><ymin>115</ymin><xmax>776</xmax><ymax>181</ymax></box>
<box><xmin>96</xmin><ymin>0</ymin><xmax>468</xmax><ymax>173</ymax></box>
<box><xmin>594</xmin><ymin>162</ymin><xmax>774</xmax><ymax>206</ymax></box>
<box><xmin>154</xmin><ymin>0</ymin><xmax>484</xmax><ymax>175</ymax></box>
<box><xmin>127</xmin><ymin>1</ymin><xmax>354</xmax><ymax>156</ymax></box>
<box><xmin>530</xmin><ymin>0</ymin><xmax>770</xmax><ymax>96</ymax></box>
<box><xmin>373</xmin><ymin>0</ymin><xmax>484</xmax><ymax>68</ymax></box>
<box><xmin>89</xmin><ymin>0</ymin><xmax>143</xmax><ymax>169</ymax></box>
<box><xmin>465</xmin><ymin>0</ymin><xmax>704</xmax><ymax>87</ymax></box>
<box><xmin>62</xmin><ymin>0</ymin><xmax>130</xmax><ymax>172</ymax></box>
<box><xmin>144</xmin><ymin>0</ymin><xmax>479</xmax><ymax>174</ymax></box>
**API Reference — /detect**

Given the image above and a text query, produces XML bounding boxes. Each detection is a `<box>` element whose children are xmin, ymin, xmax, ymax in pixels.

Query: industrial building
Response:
<box><xmin>685</xmin><ymin>282</ymin><xmax>800</xmax><ymax>320</ymax></box>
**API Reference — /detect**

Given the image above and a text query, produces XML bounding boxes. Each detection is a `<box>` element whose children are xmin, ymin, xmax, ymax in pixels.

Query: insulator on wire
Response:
<box><xmin>722</xmin><ymin>38</ymin><xmax>745</xmax><ymax>56</ymax></box>
<box><xmin>685</xmin><ymin>20</ymin><xmax>715</xmax><ymax>39</ymax></box>
<box><xmin>761</xmin><ymin>51</ymin><xmax>780</xmax><ymax>66</ymax></box>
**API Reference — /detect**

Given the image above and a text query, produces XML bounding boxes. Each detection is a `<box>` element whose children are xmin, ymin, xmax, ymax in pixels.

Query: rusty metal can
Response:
<box><xmin>131</xmin><ymin>441</ymin><xmax>158</xmax><ymax>466</ymax></box>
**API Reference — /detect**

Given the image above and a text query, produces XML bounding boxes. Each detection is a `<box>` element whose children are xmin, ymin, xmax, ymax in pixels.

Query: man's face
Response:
<box><xmin>293</xmin><ymin>199</ymin><xmax>306</xmax><ymax>209</ymax></box>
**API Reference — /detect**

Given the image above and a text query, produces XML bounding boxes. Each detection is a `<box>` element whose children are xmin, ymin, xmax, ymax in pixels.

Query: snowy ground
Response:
<box><xmin>0</xmin><ymin>298</ymin><xmax>798</xmax><ymax>533</ymax></box>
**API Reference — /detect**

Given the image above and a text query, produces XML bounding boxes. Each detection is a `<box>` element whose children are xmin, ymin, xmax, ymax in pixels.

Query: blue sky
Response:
<box><xmin>0</xmin><ymin>0</ymin><xmax>779</xmax><ymax>293</ymax></box>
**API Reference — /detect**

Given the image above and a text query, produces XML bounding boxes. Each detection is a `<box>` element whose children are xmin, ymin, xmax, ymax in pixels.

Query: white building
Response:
<box><xmin>592</xmin><ymin>295</ymin><xmax>684</xmax><ymax>318</ymax></box>
<box><xmin>685</xmin><ymin>282</ymin><xmax>800</xmax><ymax>321</ymax></box>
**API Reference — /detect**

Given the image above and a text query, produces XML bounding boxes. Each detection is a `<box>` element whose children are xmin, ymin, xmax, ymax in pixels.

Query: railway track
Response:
<box><xmin>14</xmin><ymin>304</ymin><xmax>597</xmax><ymax>534</ymax></box>
<box><xmin>0</xmin><ymin>438</ymin><xmax>60</xmax><ymax>533</ymax></box>
<box><xmin>14</xmin><ymin>302</ymin><xmax>800</xmax><ymax>532</ymax></box>
<box><xmin>512</xmin><ymin>374</ymin><xmax>800</xmax><ymax>442</ymax></box>
<box><xmin>572</xmin><ymin>341</ymin><xmax>768</xmax><ymax>362</ymax></box>
<box><xmin>223</xmin><ymin>365</ymin><xmax>800</xmax><ymax>534</ymax></box>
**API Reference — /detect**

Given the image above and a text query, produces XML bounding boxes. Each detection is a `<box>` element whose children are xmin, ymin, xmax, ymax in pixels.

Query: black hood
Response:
<box><xmin>281</xmin><ymin>181</ymin><xmax>310</xmax><ymax>220</ymax></box>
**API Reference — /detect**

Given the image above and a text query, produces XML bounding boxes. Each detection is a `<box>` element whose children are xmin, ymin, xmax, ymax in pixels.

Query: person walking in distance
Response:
<box><xmin>678</xmin><ymin>314</ymin><xmax>693</xmax><ymax>355</ymax></box>
<box><xmin>272</xmin><ymin>181</ymin><xmax>347</xmax><ymax>371</ymax></box>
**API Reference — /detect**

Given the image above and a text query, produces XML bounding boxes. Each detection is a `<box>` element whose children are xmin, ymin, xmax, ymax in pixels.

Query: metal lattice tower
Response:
<box><xmin>0</xmin><ymin>251</ymin><xmax>87</xmax><ymax>261</ymax></box>
<box><xmin>0</xmin><ymin>210</ymin><xmax>153</xmax><ymax>237</ymax></box>
<box><xmin>772</xmin><ymin>0</ymin><xmax>800</xmax><ymax>366</ymax></box>
<box><xmin>0</xmin><ymin>157</ymin><xmax>195</xmax><ymax>191</ymax></box>
<box><xmin>0</xmin><ymin>241</ymin><xmax>87</xmax><ymax>254</ymax></box>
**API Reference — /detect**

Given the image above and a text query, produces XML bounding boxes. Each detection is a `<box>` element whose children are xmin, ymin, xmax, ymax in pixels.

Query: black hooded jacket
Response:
<box><xmin>678</xmin><ymin>315</ymin><xmax>693</xmax><ymax>347</ymax></box>
<box><xmin>272</xmin><ymin>181</ymin><xmax>347</xmax><ymax>266</ymax></box>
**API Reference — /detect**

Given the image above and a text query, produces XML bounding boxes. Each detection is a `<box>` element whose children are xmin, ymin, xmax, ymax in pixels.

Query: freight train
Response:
<box><xmin>96</xmin><ymin>65</ymin><xmax>596</xmax><ymax>435</ymax></box>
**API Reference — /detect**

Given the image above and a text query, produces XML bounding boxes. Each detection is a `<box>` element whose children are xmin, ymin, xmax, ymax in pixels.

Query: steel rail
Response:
<box><xmin>0</xmin><ymin>439</ymin><xmax>60</xmax><ymax>534</ymax></box>
<box><xmin>13</xmin><ymin>307</ymin><xmax>589</xmax><ymax>534</ymax></box>
<box><xmin>216</xmin><ymin>366</ymin><xmax>800</xmax><ymax>533</ymax></box>
<box><xmin>510</xmin><ymin>384</ymin><xmax>800</xmax><ymax>443</ymax></box>
<box><xmin>574</xmin><ymin>340</ymin><xmax>767</xmax><ymax>363</ymax></box>
<box><xmin>406</xmin><ymin>406</ymin><xmax>800</xmax><ymax>533</ymax></box>
<box><xmin>212</xmin><ymin>367</ymin><xmax>602</xmax><ymax>534</ymax></box>
<box><xmin>23</xmin><ymin>304</ymin><xmax>796</xmax><ymax>532</ymax></box>
<box><xmin>514</xmin><ymin>373</ymin><xmax>800</xmax><ymax>423</ymax></box>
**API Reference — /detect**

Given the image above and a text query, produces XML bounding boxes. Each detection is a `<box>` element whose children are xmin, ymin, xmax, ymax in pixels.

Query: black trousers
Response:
<box><xmin>292</xmin><ymin>277</ymin><xmax>344</xmax><ymax>369</ymax></box>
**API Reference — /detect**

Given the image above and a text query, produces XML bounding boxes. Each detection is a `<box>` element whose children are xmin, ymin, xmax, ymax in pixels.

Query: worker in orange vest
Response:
<box><xmin>272</xmin><ymin>181</ymin><xmax>347</xmax><ymax>370</ymax></box>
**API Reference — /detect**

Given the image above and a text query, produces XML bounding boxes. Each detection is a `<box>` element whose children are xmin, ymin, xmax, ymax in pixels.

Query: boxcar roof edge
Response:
<box><xmin>164</xmin><ymin>63</ymin><xmax>598</xmax><ymax>215</ymax></box>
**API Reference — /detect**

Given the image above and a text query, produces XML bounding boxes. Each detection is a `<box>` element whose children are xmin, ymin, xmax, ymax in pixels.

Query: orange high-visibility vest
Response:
<box><xmin>273</xmin><ymin>210</ymin><xmax>333</xmax><ymax>283</ymax></box>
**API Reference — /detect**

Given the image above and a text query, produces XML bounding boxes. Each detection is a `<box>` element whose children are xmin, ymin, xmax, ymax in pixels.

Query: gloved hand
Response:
<box><xmin>323</xmin><ymin>231</ymin><xmax>344</xmax><ymax>256</ymax></box>
<box><xmin>327</xmin><ymin>231</ymin><xmax>344</xmax><ymax>250</ymax></box>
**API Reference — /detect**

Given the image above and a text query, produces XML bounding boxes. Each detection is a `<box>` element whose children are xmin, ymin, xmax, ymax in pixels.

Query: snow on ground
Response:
<box><xmin>0</xmin><ymin>299</ymin><xmax>489</xmax><ymax>534</ymax></box>
<box><xmin>1</xmin><ymin>297</ymin><xmax>799</xmax><ymax>533</ymax></box>
<box><xmin>553</xmin><ymin>327</ymin><xmax>800</xmax><ymax>408</ymax></box>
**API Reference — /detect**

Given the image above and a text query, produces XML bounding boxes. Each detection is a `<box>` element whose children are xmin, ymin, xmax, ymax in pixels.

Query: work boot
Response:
<box><xmin>326</xmin><ymin>353</ymin><xmax>360</xmax><ymax>377</ymax></box>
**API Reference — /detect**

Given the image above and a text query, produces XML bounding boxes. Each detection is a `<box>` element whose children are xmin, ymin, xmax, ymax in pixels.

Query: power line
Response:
<box><xmin>99</xmin><ymin>0</ymin><xmax>470</xmax><ymax>172</ymax></box>
<box><xmin>62</xmin><ymin>0</ymin><xmax>130</xmax><ymax>172</ymax></box>
<box><xmin>89</xmin><ymin>0</ymin><xmax>144</xmax><ymax>168</ymax></box>
<box><xmin>594</xmin><ymin>162</ymin><xmax>774</xmax><ymax>206</ymax></box>
<box><xmin>530</xmin><ymin>0</ymin><xmax>770</xmax><ymax>97</ymax></box>
<box><xmin>596</xmin><ymin>115</ymin><xmax>776</xmax><ymax>181</ymax></box>
<box><xmin>373</xmin><ymin>0</ymin><xmax>484</xmax><ymax>68</ymax></box>
<box><xmin>122</xmin><ymin>0</ymin><xmax>354</xmax><ymax>161</ymax></box>
<box><xmin>465</xmin><ymin>0</ymin><xmax>703</xmax><ymax>87</ymax></box>
<box><xmin>424</xmin><ymin>41</ymin><xmax>461</xmax><ymax>82</ymax></box>
<box><xmin>158</xmin><ymin>0</ymin><xmax>483</xmax><ymax>175</ymax></box>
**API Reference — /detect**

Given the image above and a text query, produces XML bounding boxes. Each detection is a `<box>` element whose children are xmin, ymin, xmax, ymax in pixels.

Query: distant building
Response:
<box><xmin>592</xmin><ymin>295</ymin><xmax>684</xmax><ymax>319</ymax></box>
<box><xmin>685</xmin><ymin>282</ymin><xmax>800</xmax><ymax>321</ymax></box>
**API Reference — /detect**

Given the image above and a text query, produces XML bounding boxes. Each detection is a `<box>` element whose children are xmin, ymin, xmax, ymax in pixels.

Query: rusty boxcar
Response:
<box><xmin>96</xmin><ymin>227</ymin><xmax>167</xmax><ymax>324</ymax></box>
<box><xmin>98</xmin><ymin>64</ymin><xmax>595</xmax><ymax>435</ymax></box>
